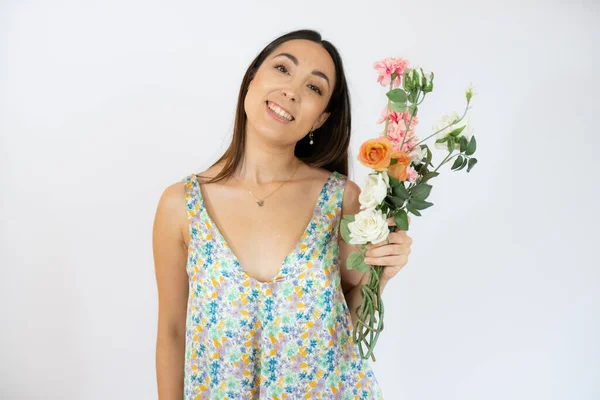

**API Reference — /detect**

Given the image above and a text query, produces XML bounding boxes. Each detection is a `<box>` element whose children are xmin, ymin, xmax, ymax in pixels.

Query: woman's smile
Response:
<box><xmin>265</xmin><ymin>101</ymin><xmax>295</xmax><ymax>124</ymax></box>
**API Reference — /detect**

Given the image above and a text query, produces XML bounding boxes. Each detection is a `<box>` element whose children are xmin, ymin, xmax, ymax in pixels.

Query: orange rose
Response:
<box><xmin>358</xmin><ymin>137</ymin><xmax>394</xmax><ymax>171</ymax></box>
<box><xmin>387</xmin><ymin>150</ymin><xmax>411</xmax><ymax>181</ymax></box>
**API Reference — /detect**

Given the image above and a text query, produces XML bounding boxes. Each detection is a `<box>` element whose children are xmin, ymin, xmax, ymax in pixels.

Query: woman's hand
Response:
<box><xmin>363</xmin><ymin>216</ymin><xmax>413</xmax><ymax>283</ymax></box>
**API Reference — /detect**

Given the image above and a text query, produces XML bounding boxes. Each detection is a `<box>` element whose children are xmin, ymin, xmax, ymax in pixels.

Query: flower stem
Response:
<box><xmin>405</xmin><ymin>103</ymin><xmax>472</xmax><ymax>154</ymax></box>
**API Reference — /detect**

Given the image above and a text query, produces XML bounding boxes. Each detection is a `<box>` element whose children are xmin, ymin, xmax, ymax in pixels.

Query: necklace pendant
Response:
<box><xmin>257</xmin><ymin>200</ymin><xmax>264</xmax><ymax>207</ymax></box>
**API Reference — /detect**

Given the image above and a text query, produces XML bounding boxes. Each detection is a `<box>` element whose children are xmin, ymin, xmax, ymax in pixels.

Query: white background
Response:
<box><xmin>1</xmin><ymin>1</ymin><xmax>599</xmax><ymax>399</ymax></box>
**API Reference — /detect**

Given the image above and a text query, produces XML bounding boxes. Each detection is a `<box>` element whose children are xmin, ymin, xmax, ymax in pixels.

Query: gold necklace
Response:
<box><xmin>233</xmin><ymin>161</ymin><xmax>301</xmax><ymax>207</ymax></box>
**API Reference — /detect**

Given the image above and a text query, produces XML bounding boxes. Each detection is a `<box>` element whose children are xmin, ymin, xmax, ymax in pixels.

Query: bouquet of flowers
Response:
<box><xmin>340</xmin><ymin>57</ymin><xmax>478</xmax><ymax>361</ymax></box>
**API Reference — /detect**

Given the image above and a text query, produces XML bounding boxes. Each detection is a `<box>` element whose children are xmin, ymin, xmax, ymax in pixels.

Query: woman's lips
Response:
<box><xmin>265</xmin><ymin>101</ymin><xmax>294</xmax><ymax>124</ymax></box>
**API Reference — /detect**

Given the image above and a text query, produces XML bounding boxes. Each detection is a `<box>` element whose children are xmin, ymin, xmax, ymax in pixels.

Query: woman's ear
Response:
<box><xmin>313</xmin><ymin>111</ymin><xmax>331</xmax><ymax>130</ymax></box>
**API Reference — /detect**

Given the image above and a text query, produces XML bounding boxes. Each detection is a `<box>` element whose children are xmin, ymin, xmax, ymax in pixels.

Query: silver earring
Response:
<box><xmin>309</xmin><ymin>130</ymin><xmax>314</xmax><ymax>145</ymax></box>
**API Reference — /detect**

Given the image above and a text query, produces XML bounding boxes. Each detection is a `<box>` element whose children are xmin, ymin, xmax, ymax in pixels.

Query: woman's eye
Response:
<box><xmin>274</xmin><ymin>64</ymin><xmax>287</xmax><ymax>73</ymax></box>
<box><xmin>275</xmin><ymin>64</ymin><xmax>322</xmax><ymax>95</ymax></box>
<box><xmin>309</xmin><ymin>85</ymin><xmax>323</xmax><ymax>95</ymax></box>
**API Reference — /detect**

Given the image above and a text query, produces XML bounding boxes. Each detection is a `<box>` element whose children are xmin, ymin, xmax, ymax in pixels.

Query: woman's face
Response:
<box><xmin>244</xmin><ymin>39</ymin><xmax>336</xmax><ymax>145</ymax></box>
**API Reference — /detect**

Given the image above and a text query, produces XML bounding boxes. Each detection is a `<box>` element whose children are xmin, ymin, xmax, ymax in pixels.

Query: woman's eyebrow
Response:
<box><xmin>272</xmin><ymin>52</ymin><xmax>330</xmax><ymax>89</ymax></box>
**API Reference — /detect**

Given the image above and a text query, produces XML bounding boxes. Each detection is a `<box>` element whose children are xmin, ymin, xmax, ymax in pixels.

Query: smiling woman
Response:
<box><xmin>152</xmin><ymin>29</ymin><xmax>383</xmax><ymax>399</ymax></box>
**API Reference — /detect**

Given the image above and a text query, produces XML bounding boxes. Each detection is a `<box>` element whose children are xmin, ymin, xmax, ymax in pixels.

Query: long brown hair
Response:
<box><xmin>199</xmin><ymin>29</ymin><xmax>352</xmax><ymax>184</ymax></box>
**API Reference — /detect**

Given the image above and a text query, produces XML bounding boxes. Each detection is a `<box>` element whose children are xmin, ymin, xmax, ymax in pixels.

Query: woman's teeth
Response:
<box><xmin>267</xmin><ymin>101</ymin><xmax>294</xmax><ymax>121</ymax></box>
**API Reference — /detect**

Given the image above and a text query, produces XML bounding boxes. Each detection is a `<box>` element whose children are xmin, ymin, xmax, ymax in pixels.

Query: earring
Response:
<box><xmin>309</xmin><ymin>130</ymin><xmax>314</xmax><ymax>145</ymax></box>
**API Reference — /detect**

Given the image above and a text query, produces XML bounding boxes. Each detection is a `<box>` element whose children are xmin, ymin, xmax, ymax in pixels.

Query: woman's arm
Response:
<box><xmin>338</xmin><ymin>179</ymin><xmax>368</xmax><ymax>295</ymax></box>
<box><xmin>153</xmin><ymin>183</ymin><xmax>190</xmax><ymax>399</ymax></box>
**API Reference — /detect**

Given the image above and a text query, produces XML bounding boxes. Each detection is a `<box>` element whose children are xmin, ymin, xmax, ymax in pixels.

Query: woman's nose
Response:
<box><xmin>281</xmin><ymin>89</ymin><xmax>297</xmax><ymax>102</ymax></box>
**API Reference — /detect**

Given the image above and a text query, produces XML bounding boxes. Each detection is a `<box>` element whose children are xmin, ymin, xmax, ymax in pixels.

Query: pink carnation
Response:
<box><xmin>406</xmin><ymin>165</ymin><xmax>419</xmax><ymax>184</ymax></box>
<box><xmin>377</xmin><ymin>105</ymin><xmax>420</xmax><ymax>128</ymax></box>
<box><xmin>373</xmin><ymin>57</ymin><xmax>409</xmax><ymax>88</ymax></box>
<box><xmin>382</xmin><ymin>121</ymin><xmax>419</xmax><ymax>152</ymax></box>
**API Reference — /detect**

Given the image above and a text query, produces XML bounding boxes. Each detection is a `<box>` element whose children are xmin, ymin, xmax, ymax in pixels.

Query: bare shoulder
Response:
<box><xmin>154</xmin><ymin>179</ymin><xmax>190</xmax><ymax>246</ymax></box>
<box><xmin>340</xmin><ymin>177</ymin><xmax>362</xmax><ymax>216</ymax></box>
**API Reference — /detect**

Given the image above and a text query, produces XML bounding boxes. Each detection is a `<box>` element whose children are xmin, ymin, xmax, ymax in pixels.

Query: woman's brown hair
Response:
<box><xmin>199</xmin><ymin>29</ymin><xmax>352</xmax><ymax>184</ymax></box>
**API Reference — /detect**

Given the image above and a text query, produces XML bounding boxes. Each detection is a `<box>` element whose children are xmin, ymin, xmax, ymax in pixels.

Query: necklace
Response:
<box><xmin>233</xmin><ymin>161</ymin><xmax>301</xmax><ymax>207</ymax></box>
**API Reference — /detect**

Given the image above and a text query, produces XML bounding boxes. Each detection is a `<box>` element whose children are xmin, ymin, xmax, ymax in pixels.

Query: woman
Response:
<box><xmin>153</xmin><ymin>29</ymin><xmax>412</xmax><ymax>399</ymax></box>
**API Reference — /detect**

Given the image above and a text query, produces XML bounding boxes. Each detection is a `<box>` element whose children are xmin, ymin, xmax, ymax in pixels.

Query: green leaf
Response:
<box><xmin>340</xmin><ymin>219</ymin><xmax>352</xmax><ymax>244</ymax></box>
<box><xmin>408</xmin><ymin>198</ymin><xmax>434</xmax><ymax>210</ymax></box>
<box><xmin>459</xmin><ymin>136</ymin><xmax>468</xmax><ymax>152</ymax></box>
<box><xmin>447</xmin><ymin>138</ymin><xmax>455</xmax><ymax>152</ymax></box>
<box><xmin>412</xmin><ymin>183</ymin><xmax>432</xmax><ymax>200</ymax></box>
<box><xmin>346</xmin><ymin>251</ymin><xmax>365</xmax><ymax>272</ymax></box>
<box><xmin>392</xmin><ymin>183</ymin><xmax>410</xmax><ymax>200</ymax></box>
<box><xmin>420</xmin><ymin>171</ymin><xmax>439</xmax><ymax>183</ymax></box>
<box><xmin>465</xmin><ymin>136</ymin><xmax>477</xmax><ymax>156</ymax></box>
<box><xmin>394</xmin><ymin>209</ymin><xmax>409</xmax><ymax>231</ymax></box>
<box><xmin>408</xmin><ymin>104</ymin><xmax>418</xmax><ymax>117</ymax></box>
<box><xmin>389</xmin><ymin>196</ymin><xmax>406</xmax><ymax>208</ymax></box>
<box><xmin>425</xmin><ymin>145</ymin><xmax>433</xmax><ymax>166</ymax></box>
<box><xmin>386</xmin><ymin>88</ymin><xmax>407</xmax><ymax>103</ymax></box>
<box><xmin>406</xmin><ymin>205</ymin><xmax>422</xmax><ymax>216</ymax></box>
<box><xmin>451</xmin><ymin>155</ymin><xmax>464</xmax><ymax>170</ymax></box>
<box><xmin>408</xmin><ymin>90</ymin><xmax>419</xmax><ymax>104</ymax></box>
<box><xmin>342</xmin><ymin>214</ymin><xmax>355</xmax><ymax>222</ymax></box>
<box><xmin>448</xmin><ymin>125</ymin><xmax>466</xmax><ymax>137</ymax></box>
<box><xmin>436</xmin><ymin>136</ymin><xmax>449</xmax><ymax>143</ymax></box>
<box><xmin>388</xmin><ymin>174</ymin><xmax>401</xmax><ymax>187</ymax></box>
<box><xmin>388</xmin><ymin>102</ymin><xmax>407</xmax><ymax>113</ymax></box>
<box><xmin>467</xmin><ymin>157</ymin><xmax>478</xmax><ymax>172</ymax></box>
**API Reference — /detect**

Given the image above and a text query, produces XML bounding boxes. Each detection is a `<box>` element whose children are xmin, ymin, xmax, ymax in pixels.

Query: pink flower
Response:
<box><xmin>382</xmin><ymin>121</ymin><xmax>419</xmax><ymax>152</ymax></box>
<box><xmin>373</xmin><ymin>57</ymin><xmax>409</xmax><ymax>88</ymax></box>
<box><xmin>406</xmin><ymin>165</ymin><xmax>419</xmax><ymax>184</ymax></box>
<box><xmin>377</xmin><ymin>105</ymin><xmax>420</xmax><ymax>128</ymax></box>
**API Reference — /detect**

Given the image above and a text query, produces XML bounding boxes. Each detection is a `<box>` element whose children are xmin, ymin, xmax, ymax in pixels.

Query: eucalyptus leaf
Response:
<box><xmin>459</xmin><ymin>136</ymin><xmax>468</xmax><ymax>152</ymax></box>
<box><xmin>412</xmin><ymin>184</ymin><xmax>432</xmax><ymax>200</ymax></box>
<box><xmin>425</xmin><ymin>145</ymin><xmax>433</xmax><ymax>166</ymax></box>
<box><xmin>467</xmin><ymin>157</ymin><xmax>478</xmax><ymax>172</ymax></box>
<box><xmin>465</xmin><ymin>136</ymin><xmax>477</xmax><ymax>156</ymax></box>
<box><xmin>408</xmin><ymin>198</ymin><xmax>434</xmax><ymax>210</ymax></box>
<box><xmin>392</xmin><ymin>183</ymin><xmax>410</xmax><ymax>200</ymax></box>
<box><xmin>389</xmin><ymin>196</ymin><xmax>406</xmax><ymax>208</ymax></box>
<box><xmin>420</xmin><ymin>171</ymin><xmax>439</xmax><ymax>183</ymax></box>
<box><xmin>388</xmin><ymin>174</ymin><xmax>401</xmax><ymax>187</ymax></box>
<box><xmin>394</xmin><ymin>209</ymin><xmax>409</xmax><ymax>231</ymax></box>
<box><xmin>451</xmin><ymin>155</ymin><xmax>463</xmax><ymax>170</ymax></box>
<box><xmin>449</xmin><ymin>125</ymin><xmax>466</xmax><ymax>137</ymax></box>
<box><xmin>406</xmin><ymin>205</ymin><xmax>422</xmax><ymax>216</ymax></box>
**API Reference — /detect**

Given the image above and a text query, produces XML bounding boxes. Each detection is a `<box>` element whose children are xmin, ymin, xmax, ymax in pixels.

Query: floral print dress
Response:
<box><xmin>181</xmin><ymin>170</ymin><xmax>383</xmax><ymax>399</ymax></box>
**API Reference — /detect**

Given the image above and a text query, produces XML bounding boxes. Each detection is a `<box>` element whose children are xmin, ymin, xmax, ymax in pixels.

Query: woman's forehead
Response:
<box><xmin>270</xmin><ymin>40</ymin><xmax>335</xmax><ymax>77</ymax></box>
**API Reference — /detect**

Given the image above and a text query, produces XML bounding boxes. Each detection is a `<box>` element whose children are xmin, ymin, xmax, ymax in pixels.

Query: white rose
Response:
<box><xmin>433</xmin><ymin>112</ymin><xmax>474</xmax><ymax>150</ymax></box>
<box><xmin>358</xmin><ymin>172</ymin><xmax>389</xmax><ymax>210</ymax></box>
<box><xmin>348</xmin><ymin>208</ymin><xmax>390</xmax><ymax>245</ymax></box>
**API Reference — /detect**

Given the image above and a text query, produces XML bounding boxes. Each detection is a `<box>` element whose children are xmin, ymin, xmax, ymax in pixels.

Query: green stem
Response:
<box><xmin>405</xmin><ymin>103</ymin><xmax>472</xmax><ymax>154</ymax></box>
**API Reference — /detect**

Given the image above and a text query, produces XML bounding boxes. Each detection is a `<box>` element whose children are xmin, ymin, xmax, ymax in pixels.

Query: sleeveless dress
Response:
<box><xmin>181</xmin><ymin>170</ymin><xmax>383</xmax><ymax>400</ymax></box>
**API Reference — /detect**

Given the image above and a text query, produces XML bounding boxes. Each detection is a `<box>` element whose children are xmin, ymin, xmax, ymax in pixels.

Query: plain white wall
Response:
<box><xmin>1</xmin><ymin>1</ymin><xmax>598</xmax><ymax>399</ymax></box>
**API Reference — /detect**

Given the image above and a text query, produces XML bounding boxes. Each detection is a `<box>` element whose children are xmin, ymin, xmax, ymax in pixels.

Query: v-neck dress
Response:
<box><xmin>181</xmin><ymin>170</ymin><xmax>383</xmax><ymax>400</ymax></box>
